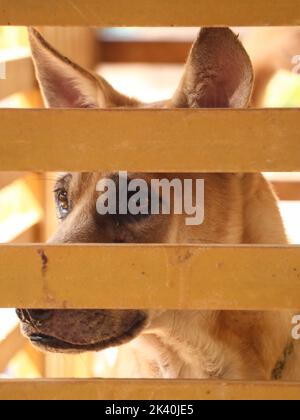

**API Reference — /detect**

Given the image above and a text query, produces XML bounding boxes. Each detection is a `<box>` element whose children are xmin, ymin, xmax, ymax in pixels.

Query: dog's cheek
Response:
<box><xmin>117</xmin><ymin>215</ymin><xmax>171</xmax><ymax>244</ymax></box>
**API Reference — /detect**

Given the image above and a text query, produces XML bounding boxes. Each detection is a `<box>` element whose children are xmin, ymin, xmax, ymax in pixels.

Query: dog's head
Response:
<box><xmin>17</xmin><ymin>27</ymin><xmax>254</xmax><ymax>353</ymax></box>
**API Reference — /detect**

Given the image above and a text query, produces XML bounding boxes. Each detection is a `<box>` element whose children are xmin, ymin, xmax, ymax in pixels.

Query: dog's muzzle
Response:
<box><xmin>16</xmin><ymin>308</ymin><xmax>148</xmax><ymax>353</ymax></box>
<box><xmin>16</xmin><ymin>309</ymin><xmax>53</xmax><ymax>324</ymax></box>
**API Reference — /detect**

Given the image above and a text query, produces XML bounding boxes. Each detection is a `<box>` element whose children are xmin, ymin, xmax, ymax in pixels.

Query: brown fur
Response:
<box><xmin>17</xmin><ymin>27</ymin><xmax>300</xmax><ymax>380</ymax></box>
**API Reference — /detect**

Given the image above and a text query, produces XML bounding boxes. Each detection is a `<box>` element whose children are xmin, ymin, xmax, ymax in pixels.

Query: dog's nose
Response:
<box><xmin>16</xmin><ymin>309</ymin><xmax>53</xmax><ymax>323</ymax></box>
<box><xmin>16</xmin><ymin>309</ymin><xmax>29</xmax><ymax>323</ymax></box>
<box><xmin>28</xmin><ymin>310</ymin><xmax>53</xmax><ymax>322</ymax></box>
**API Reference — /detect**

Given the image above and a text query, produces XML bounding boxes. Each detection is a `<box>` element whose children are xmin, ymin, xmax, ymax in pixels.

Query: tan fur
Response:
<box><xmin>17</xmin><ymin>27</ymin><xmax>300</xmax><ymax>380</ymax></box>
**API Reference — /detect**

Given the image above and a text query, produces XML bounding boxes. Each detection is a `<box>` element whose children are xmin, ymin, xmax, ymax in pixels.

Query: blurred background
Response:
<box><xmin>0</xmin><ymin>26</ymin><xmax>300</xmax><ymax>379</ymax></box>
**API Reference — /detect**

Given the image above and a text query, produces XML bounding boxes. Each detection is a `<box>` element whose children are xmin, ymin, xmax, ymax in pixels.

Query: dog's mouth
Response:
<box><xmin>18</xmin><ymin>309</ymin><xmax>148</xmax><ymax>354</ymax></box>
<box><xmin>29</xmin><ymin>317</ymin><xmax>145</xmax><ymax>352</ymax></box>
<box><xmin>29</xmin><ymin>333</ymin><xmax>93</xmax><ymax>351</ymax></box>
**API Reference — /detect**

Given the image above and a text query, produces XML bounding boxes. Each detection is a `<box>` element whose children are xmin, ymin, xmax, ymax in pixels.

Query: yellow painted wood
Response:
<box><xmin>1</xmin><ymin>109</ymin><xmax>300</xmax><ymax>172</ymax></box>
<box><xmin>0</xmin><ymin>0</ymin><xmax>299</xmax><ymax>26</ymax></box>
<box><xmin>0</xmin><ymin>379</ymin><xmax>300</xmax><ymax>400</ymax></box>
<box><xmin>0</xmin><ymin>245</ymin><xmax>300</xmax><ymax>310</ymax></box>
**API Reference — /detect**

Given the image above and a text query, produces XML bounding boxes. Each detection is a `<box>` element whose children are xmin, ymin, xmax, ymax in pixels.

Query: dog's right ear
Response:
<box><xmin>28</xmin><ymin>28</ymin><xmax>138</xmax><ymax>108</ymax></box>
<box><xmin>172</xmin><ymin>28</ymin><xmax>254</xmax><ymax>108</ymax></box>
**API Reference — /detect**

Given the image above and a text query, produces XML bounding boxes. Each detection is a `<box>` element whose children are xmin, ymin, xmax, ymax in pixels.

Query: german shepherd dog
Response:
<box><xmin>17</xmin><ymin>27</ymin><xmax>300</xmax><ymax>380</ymax></box>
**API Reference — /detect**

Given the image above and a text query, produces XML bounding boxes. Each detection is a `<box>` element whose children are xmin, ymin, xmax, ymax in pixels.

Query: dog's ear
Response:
<box><xmin>172</xmin><ymin>28</ymin><xmax>254</xmax><ymax>108</ymax></box>
<box><xmin>28</xmin><ymin>28</ymin><xmax>138</xmax><ymax>108</ymax></box>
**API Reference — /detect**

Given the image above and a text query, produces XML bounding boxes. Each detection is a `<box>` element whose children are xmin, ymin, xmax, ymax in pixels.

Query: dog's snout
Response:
<box><xmin>16</xmin><ymin>309</ymin><xmax>53</xmax><ymax>324</ymax></box>
<box><xmin>16</xmin><ymin>309</ymin><xmax>28</xmax><ymax>323</ymax></box>
<box><xmin>28</xmin><ymin>310</ymin><xmax>53</xmax><ymax>322</ymax></box>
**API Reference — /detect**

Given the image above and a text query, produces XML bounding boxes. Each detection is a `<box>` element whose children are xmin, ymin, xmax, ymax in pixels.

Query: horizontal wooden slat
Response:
<box><xmin>1</xmin><ymin>109</ymin><xmax>300</xmax><ymax>172</ymax></box>
<box><xmin>0</xmin><ymin>0</ymin><xmax>300</xmax><ymax>26</ymax></box>
<box><xmin>0</xmin><ymin>245</ymin><xmax>300</xmax><ymax>310</ymax></box>
<box><xmin>0</xmin><ymin>379</ymin><xmax>300</xmax><ymax>400</ymax></box>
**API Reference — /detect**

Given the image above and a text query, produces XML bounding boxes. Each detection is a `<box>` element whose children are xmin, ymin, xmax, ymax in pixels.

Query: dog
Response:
<box><xmin>17</xmin><ymin>27</ymin><xmax>300</xmax><ymax>380</ymax></box>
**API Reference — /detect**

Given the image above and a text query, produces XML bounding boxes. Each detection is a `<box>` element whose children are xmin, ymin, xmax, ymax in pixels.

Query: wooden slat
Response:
<box><xmin>0</xmin><ymin>245</ymin><xmax>300</xmax><ymax>310</ymax></box>
<box><xmin>0</xmin><ymin>379</ymin><xmax>300</xmax><ymax>400</ymax></box>
<box><xmin>0</xmin><ymin>0</ymin><xmax>300</xmax><ymax>26</ymax></box>
<box><xmin>1</xmin><ymin>109</ymin><xmax>300</xmax><ymax>172</ymax></box>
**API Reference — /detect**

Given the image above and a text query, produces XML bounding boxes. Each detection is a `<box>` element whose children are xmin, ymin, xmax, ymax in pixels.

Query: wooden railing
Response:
<box><xmin>0</xmin><ymin>0</ymin><xmax>300</xmax><ymax>400</ymax></box>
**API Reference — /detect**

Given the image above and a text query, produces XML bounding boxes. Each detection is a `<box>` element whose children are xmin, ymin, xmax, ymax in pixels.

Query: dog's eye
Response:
<box><xmin>55</xmin><ymin>188</ymin><xmax>70</xmax><ymax>219</ymax></box>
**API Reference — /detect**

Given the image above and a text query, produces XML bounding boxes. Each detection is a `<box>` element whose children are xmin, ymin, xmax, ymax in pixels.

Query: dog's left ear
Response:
<box><xmin>172</xmin><ymin>28</ymin><xmax>254</xmax><ymax>108</ymax></box>
<box><xmin>28</xmin><ymin>28</ymin><xmax>138</xmax><ymax>108</ymax></box>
